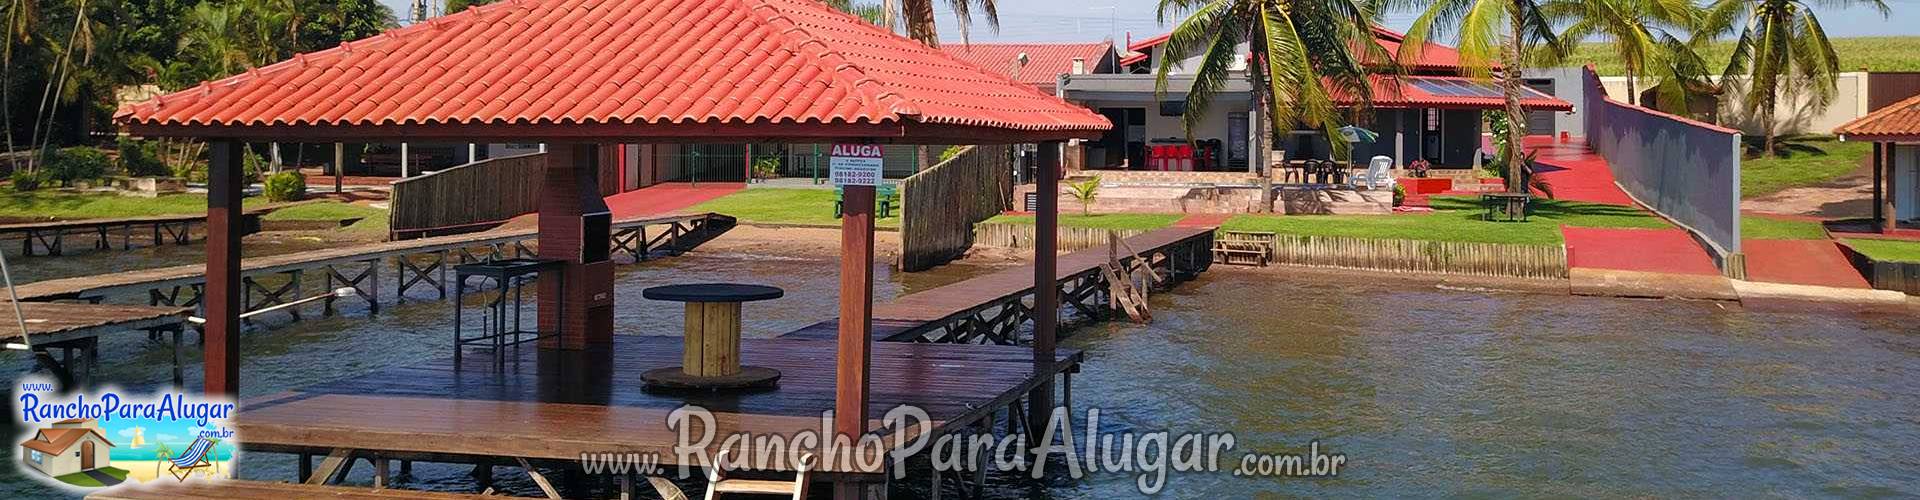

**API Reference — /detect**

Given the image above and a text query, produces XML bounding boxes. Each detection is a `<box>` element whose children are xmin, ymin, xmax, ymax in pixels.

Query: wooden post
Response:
<box><xmin>1887</xmin><ymin>144</ymin><xmax>1900</xmax><ymax>233</ymax></box>
<box><xmin>205</xmin><ymin>141</ymin><xmax>245</xmax><ymax>396</ymax></box>
<box><xmin>537</xmin><ymin>144</ymin><xmax>615</xmax><ymax>350</ymax></box>
<box><xmin>1028</xmin><ymin>140</ymin><xmax>1060</xmax><ymax>436</ymax></box>
<box><xmin>1874</xmin><ymin>142</ymin><xmax>1885</xmax><ymax>227</ymax></box>
<box><xmin>333</xmin><ymin>143</ymin><xmax>345</xmax><ymax>194</ymax></box>
<box><xmin>834</xmin><ymin>180</ymin><xmax>876</xmax><ymax>500</ymax></box>
<box><xmin>400</xmin><ymin>142</ymin><xmax>411</xmax><ymax>178</ymax></box>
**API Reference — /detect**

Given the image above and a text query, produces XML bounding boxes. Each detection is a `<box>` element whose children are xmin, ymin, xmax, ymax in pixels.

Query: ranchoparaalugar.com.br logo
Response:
<box><xmin>13</xmin><ymin>377</ymin><xmax>240</xmax><ymax>493</ymax></box>
<box><xmin>577</xmin><ymin>404</ymin><xmax>1345</xmax><ymax>495</ymax></box>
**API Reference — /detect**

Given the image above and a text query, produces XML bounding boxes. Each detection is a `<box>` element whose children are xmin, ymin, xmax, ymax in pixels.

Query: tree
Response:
<box><xmin>1540</xmin><ymin>0</ymin><xmax>1697</xmax><ymax>106</ymax></box>
<box><xmin>1396</xmin><ymin>0</ymin><xmax>1562</xmax><ymax>193</ymax></box>
<box><xmin>1154</xmin><ymin>0</ymin><xmax>1387</xmax><ymax>211</ymax></box>
<box><xmin>824</xmin><ymin>0</ymin><xmax>887</xmax><ymax>26</ymax></box>
<box><xmin>1702</xmin><ymin>0</ymin><xmax>1888</xmax><ymax>157</ymax></box>
<box><xmin>1067</xmin><ymin>175</ymin><xmax>1101</xmax><ymax>215</ymax></box>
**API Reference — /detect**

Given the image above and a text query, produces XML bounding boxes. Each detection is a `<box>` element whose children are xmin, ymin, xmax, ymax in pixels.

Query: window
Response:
<box><xmin>29</xmin><ymin>450</ymin><xmax>42</xmax><ymax>464</ymax></box>
<box><xmin>1424</xmin><ymin>109</ymin><xmax>1440</xmax><ymax>132</ymax></box>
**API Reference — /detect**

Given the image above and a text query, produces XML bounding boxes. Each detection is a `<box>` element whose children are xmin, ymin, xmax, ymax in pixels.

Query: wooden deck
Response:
<box><xmin>238</xmin><ymin>336</ymin><xmax>1081</xmax><ymax>476</ymax></box>
<box><xmin>1</xmin><ymin>302</ymin><xmax>191</xmax><ymax>388</ymax></box>
<box><xmin>0</xmin><ymin>201</ymin><xmax>317</xmax><ymax>256</ymax></box>
<box><xmin>87</xmin><ymin>480</ymin><xmax>497</xmax><ymax>500</ymax></box>
<box><xmin>782</xmin><ymin>226</ymin><xmax>1216</xmax><ymax>343</ymax></box>
<box><xmin>13</xmin><ymin>213</ymin><xmax>734</xmax><ymax>307</ymax></box>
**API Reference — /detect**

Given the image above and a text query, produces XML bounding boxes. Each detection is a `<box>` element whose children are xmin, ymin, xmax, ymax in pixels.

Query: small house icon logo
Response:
<box><xmin>19</xmin><ymin>418</ymin><xmax>121</xmax><ymax>486</ymax></box>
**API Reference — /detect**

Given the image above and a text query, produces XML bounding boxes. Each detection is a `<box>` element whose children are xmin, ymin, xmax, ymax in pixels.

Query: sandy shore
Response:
<box><xmin>108</xmin><ymin>459</ymin><xmax>233</xmax><ymax>484</ymax></box>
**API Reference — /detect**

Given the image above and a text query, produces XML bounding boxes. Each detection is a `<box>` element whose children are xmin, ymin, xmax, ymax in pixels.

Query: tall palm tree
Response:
<box><xmin>900</xmin><ymin>0</ymin><xmax>996</xmax><ymax>47</ymax></box>
<box><xmin>1540</xmin><ymin>0</ymin><xmax>1696</xmax><ymax>105</ymax></box>
<box><xmin>1</xmin><ymin>0</ymin><xmax>35</xmax><ymax>156</ymax></box>
<box><xmin>1154</xmin><ymin>0</ymin><xmax>1387</xmax><ymax>211</ymax></box>
<box><xmin>1702</xmin><ymin>0</ymin><xmax>1887</xmax><ymax>156</ymax></box>
<box><xmin>1395</xmin><ymin>0</ymin><xmax>1562</xmax><ymax>192</ymax></box>
<box><xmin>825</xmin><ymin>0</ymin><xmax>889</xmax><ymax>26</ymax></box>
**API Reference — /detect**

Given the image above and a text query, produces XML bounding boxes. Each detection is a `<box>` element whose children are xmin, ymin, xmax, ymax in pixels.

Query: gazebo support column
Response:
<box><xmin>834</xmin><ymin>183</ymin><xmax>877</xmax><ymax>500</ymax></box>
<box><xmin>1887</xmin><ymin>143</ymin><xmax>1900</xmax><ymax>233</ymax></box>
<box><xmin>537</xmin><ymin>144</ymin><xmax>615</xmax><ymax>350</ymax></box>
<box><xmin>1874</xmin><ymin>142</ymin><xmax>1884</xmax><ymax>227</ymax></box>
<box><xmin>205</xmin><ymin>141</ymin><xmax>246</xmax><ymax>395</ymax></box>
<box><xmin>1028</xmin><ymin>140</ymin><xmax>1061</xmax><ymax>436</ymax></box>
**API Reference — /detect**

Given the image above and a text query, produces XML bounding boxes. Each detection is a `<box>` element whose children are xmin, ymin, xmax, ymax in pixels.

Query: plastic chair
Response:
<box><xmin>1349</xmin><ymin>156</ymin><xmax>1396</xmax><ymax>191</ymax></box>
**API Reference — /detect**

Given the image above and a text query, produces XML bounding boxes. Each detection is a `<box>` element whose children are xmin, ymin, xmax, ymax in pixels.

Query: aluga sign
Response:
<box><xmin>829</xmin><ymin>144</ymin><xmax>884</xmax><ymax>187</ymax></box>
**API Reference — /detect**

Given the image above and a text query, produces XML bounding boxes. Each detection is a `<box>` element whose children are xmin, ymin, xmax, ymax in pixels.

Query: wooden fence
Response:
<box><xmin>899</xmin><ymin>145</ymin><xmax>1014</xmax><ymax>272</ymax></box>
<box><xmin>1267</xmin><ymin>234</ymin><xmax>1567</xmax><ymax>279</ymax></box>
<box><xmin>389</xmin><ymin>152</ymin><xmax>545</xmax><ymax>239</ymax></box>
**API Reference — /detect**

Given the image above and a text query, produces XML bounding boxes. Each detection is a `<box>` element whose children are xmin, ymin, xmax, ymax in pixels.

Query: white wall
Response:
<box><xmin>1596</xmin><ymin>72</ymin><xmax>1870</xmax><ymax>136</ymax></box>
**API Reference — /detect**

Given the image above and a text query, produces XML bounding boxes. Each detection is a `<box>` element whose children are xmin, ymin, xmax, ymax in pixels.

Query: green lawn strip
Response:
<box><xmin>1742</xmin><ymin>217</ymin><xmax>1828</xmax><ymax>240</ymax></box>
<box><xmin>687</xmin><ymin>188</ymin><xmax>901</xmax><ymax>228</ymax></box>
<box><xmin>1843</xmin><ymin>238</ymin><xmax>1920</xmax><ymax>263</ymax></box>
<box><xmin>1739</xmin><ymin>139</ymin><xmax>1870</xmax><ymax>198</ymax></box>
<box><xmin>1223</xmin><ymin>197</ymin><xmax>1667</xmax><ymax>246</ymax></box>
<box><xmin>982</xmin><ymin>213</ymin><xmax>1183</xmax><ymax>230</ymax></box>
<box><xmin>0</xmin><ymin>192</ymin><xmax>315</xmax><ymax>220</ymax></box>
<box><xmin>1573</xmin><ymin>37</ymin><xmax>1920</xmax><ymax>74</ymax></box>
<box><xmin>260</xmin><ymin>201</ymin><xmax>385</xmax><ymax>222</ymax></box>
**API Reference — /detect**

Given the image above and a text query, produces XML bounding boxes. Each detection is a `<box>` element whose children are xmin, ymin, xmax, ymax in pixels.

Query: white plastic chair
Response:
<box><xmin>1349</xmin><ymin>155</ymin><xmax>1396</xmax><ymax>191</ymax></box>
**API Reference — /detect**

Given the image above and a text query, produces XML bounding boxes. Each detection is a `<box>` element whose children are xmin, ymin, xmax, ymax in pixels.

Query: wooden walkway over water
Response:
<box><xmin>783</xmin><ymin>226</ymin><xmax>1216</xmax><ymax>344</ymax></box>
<box><xmin>0</xmin><ymin>202</ymin><xmax>321</xmax><ymax>257</ymax></box>
<box><xmin>1</xmin><ymin>302</ymin><xmax>191</xmax><ymax>388</ymax></box>
<box><xmin>14</xmin><ymin>213</ymin><xmax>734</xmax><ymax>319</ymax></box>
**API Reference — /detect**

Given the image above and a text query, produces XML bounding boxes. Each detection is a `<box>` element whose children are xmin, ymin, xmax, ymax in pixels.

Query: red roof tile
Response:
<box><xmin>1836</xmin><ymin>93</ymin><xmax>1920</xmax><ymax>140</ymax></box>
<box><xmin>116</xmin><ymin>0</ymin><xmax>1109</xmax><ymax>141</ymax></box>
<box><xmin>1347</xmin><ymin>75</ymin><xmax>1571</xmax><ymax>111</ymax></box>
<box><xmin>940</xmin><ymin>42</ymin><xmax>1113</xmax><ymax>92</ymax></box>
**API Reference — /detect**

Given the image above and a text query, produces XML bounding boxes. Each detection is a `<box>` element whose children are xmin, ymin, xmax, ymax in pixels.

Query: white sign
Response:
<box><xmin>829</xmin><ymin>143</ymin><xmax>884</xmax><ymax>186</ymax></box>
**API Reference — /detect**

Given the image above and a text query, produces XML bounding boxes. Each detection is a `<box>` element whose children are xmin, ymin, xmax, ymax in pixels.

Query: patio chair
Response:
<box><xmin>166</xmin><ymin>436</ymin><xmax>218</xmax><ymax>481</ymax></box>
<box><xmin>1348</xmin><ymin>156</ymin><xmax>1396</xmax><ymax>191</ymax></box>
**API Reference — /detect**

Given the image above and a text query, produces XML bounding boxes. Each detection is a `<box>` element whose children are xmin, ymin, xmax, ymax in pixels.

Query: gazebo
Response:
<box><xmin>1835</xmin><ymin>94</ymin><xmax>1920</xmax><ymax>232</ymax></box>
<box><xmin>117</xmin><ymin>0</ymin><xmax>1107</xmax><ymax>495</ymax></box>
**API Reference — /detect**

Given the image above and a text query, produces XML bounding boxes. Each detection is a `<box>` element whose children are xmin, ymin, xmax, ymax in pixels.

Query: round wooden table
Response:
<box><xmin>640</xmin><ymin>283</ymin><xmax>784</xmax><ymax>391</ymax></box>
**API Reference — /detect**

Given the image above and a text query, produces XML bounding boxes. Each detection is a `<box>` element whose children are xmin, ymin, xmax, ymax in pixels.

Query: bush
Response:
<box><xmin>263</xmin><ymin>170</ymin><xmax>307</xmax><ymax>202</ymax></box>
<box><xmin>43</xmin><ymin>147</ymin><xmax>111</xmax><ymax>186</ymax></box>
<box><xmin>116</xmin><ymin>137</ymin><xmax>171</xmax><ymax>177</ymax></box>
<box><xmin>937</xmin><ymin>145</ymin><xmax>967</xmax><ymax>164</ymax></box>
<box><xmin>752</xmin><ymin>155</ymin><xmax>781</xmax><ymax>180</ymax></box>
<box><xmin>9</xmin><ymin>170</ymin><xmax>47</xmax><ymax>192</ymax></box>
<box><xmin>1392</xmin><ymin>184</ymin><xmax>1407</xmax><ymax>207</ymax></box>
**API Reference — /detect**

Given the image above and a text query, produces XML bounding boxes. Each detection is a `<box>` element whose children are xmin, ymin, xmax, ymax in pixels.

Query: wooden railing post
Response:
<box><xmin>205</xmin><ymin>140</ymin><xmax>245</xmax><ymax>396</ymax></box>
<box><xmin>1028</xmin><ymin>140</ymin><xmax>1061</xmax><ymax>437</ymax></box>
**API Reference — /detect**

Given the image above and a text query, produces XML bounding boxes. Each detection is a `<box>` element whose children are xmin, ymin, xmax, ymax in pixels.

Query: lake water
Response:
<box><xmin>1</xmin><ymin>251</ymin><xmax>1916</xmax><ymax>498</ymax></box>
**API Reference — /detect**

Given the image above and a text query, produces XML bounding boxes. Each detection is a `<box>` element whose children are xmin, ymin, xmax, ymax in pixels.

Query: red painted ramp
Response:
<box><xmin>604</xmin><ymin>183</ymin><xmax>743</xmax><ymax>219</ymax></box>
<box><xmin>1562</xmin><ymin>226</ymin><xmax>1721</xmax><ymax>276</ymax></box>
<box><xmin>1523</xmin><ymin>138</ymin><xmax>1637</xmax><ymax>207</ymax></box>
<box><xmin>1743</xmin><ymin>240</ymin><xmax>1871</xmax><ymax>289</ymax></box>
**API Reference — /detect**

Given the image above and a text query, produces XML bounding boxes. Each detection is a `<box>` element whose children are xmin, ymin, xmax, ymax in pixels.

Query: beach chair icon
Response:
<box><xmin>166</xmin><ymin>437</ymin><xmax>218</xmax><ymax>481</ymax></box>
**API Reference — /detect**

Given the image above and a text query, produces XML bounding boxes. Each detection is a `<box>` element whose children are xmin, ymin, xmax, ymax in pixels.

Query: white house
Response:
<box><xmin>19</xmin><ymin>418</ymin><xmax>115</xmax><ymax>478</ymax></box>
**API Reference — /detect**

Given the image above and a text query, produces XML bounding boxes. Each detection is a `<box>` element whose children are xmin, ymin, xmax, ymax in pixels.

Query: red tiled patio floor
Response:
<box><xmin>1522</xmin><ymin>137</ymin><xmax>1637</xmax><ymax>206</ymax></box>
<box><xmin>604</xmin><ymin>182</ymin><xmax>744</xmax><ymax>219</ymax></box>
<box><xmin>1562</xmin><ymin>226</ymin><xmax>1721</xmax><ymax>276</ymax></box>
<box><xmin>1173</xmin><ymin>213</ymin><xmax>1231</xmax><ymax>228</ymax></box>
<box><xmin>1742</xmin><ymin>239</ymin><xmax>1871</xmax><ymax>288</ymax></box>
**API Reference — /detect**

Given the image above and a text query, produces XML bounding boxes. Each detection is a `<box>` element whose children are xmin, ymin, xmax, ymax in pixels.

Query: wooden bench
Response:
<box><xmin>833</xmin><ymin>184</ymin><xmax>898</xmax><ymax>219</ymax></box>
<box><xmin>86</xmin><ymin>480</ymin><xmax>500</xmax><ymax>499</ymax></box>
<box><xmin>1213</xmin><ymin>230</ymin><xmax>1275</xmax><ymax>266</ymax></box>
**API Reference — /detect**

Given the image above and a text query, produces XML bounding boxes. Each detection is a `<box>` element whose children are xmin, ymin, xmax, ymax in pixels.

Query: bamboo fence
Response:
<box><xmin>899</xmin><ymin>145</ymin><xmax>1014</xmax><ymax>271</ymax></box>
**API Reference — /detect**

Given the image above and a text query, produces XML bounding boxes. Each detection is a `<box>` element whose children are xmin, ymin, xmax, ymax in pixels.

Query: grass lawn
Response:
<box><xmin>0</xmin><ymin>192</ymin><xmax>216</xmax><ymax>219</ymax></box>
<box><xmin>263</xmin><ymin>201</ymin><xmax>390</xmax><ymax>234</ymax></box>
<box><xmin>1843</xmin><ymin>238</ymin><xmax>1920</xmax><ymax>263</ymax></box>
<box><xmin>1742</xmin><ymin>217</ymin><xmax>1828</xmax><ymax>240</ymax></box>
<box><xmin>1572</xmin><ymin>37</ymin><xmax>1920</xmax><ymax>74</ymax></box>
<box><xmin>1221</xmin><ymin>196</ymin><xmax>1669</xmax><ymax>246</ymax></box>
<box><xmin>982</xmin><ymin>213</ymin><xmax>1184</xmax><ymax>230</ymax></box>
<box><xmin>1740</xmin><ymin>139</ymin><xmax>1871</xmax><ymax>198</ymax></box>
<box><xmin>686</xmin><ymin>188</ymin><xmax>901</xmax><ymax>228</ymax></box>
<box><xmin>54</xmin><ymin>467</ymin><xmax>127</xmax><ymax>487</ymax></box>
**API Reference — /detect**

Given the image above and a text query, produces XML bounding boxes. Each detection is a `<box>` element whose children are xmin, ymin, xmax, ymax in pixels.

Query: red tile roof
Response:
<box><xmin>940</xmin><ymin>42</ymin><xmax>1113</xmax><ymax>92</ymax></box>
<box><xmin>1119</xmin><ymin>26</ymin><xmax>1486</xmax><ymax>73</ymax></box>
<box><xmin>1340</xmin><ymin>75</ymin><xmax>1571</xmax><ymax>111</ymax></box>
<box><xmin>1836</xmin><ymin>93</ymin><xmax>1920</xmax><ymax>140</ymax></box>
<box><xmin>20</xmin><ymin>427</ymin><xmax>113</xmax><ymax>455</ymax></box>
<box><xmin>116</xmin><ymin>0</ymin><xmax>1109</xmax><ymax>142</ymax></box>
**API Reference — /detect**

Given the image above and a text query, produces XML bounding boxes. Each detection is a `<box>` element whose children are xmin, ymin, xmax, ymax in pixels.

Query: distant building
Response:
<box><xmin>19</xmin><ymin>418</ymin><xmax>115</xmax><ymax>478</ymax></box>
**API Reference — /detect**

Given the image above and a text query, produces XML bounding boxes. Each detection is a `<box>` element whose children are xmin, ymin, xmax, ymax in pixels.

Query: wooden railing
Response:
<box><xmin>389</xmin><ymin>152</ymin><xmax>545</xmax><ymax>239</ymax></box>
<box><xmin>899</xmin><ymin>145</ymin><xmax>1014</xmax><ymax>272</ymax></box>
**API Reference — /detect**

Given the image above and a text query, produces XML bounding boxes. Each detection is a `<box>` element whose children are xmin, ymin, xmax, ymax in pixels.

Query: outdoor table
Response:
<box><xmin>452</xmin><ymin>258</ymin><xmax>567</xmax><ymax>364</ymax></box>
<box><xmin>640</xmin><ymin>283</ymin><xmax>785</xmax><ymax>391</ymax></box>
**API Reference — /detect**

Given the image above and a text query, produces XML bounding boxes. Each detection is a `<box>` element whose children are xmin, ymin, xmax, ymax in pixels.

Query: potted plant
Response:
<box><xmin>1408</xmin><ymin>159</ymin><xmax>1431</xmax><ymax>179</ymax></box>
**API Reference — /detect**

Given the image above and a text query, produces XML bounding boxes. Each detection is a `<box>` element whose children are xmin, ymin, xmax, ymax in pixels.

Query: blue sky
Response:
<box><xmin>380</xmin><ymin>0</ymin><xmax>1915</xmax><ymax>44</ymax></box>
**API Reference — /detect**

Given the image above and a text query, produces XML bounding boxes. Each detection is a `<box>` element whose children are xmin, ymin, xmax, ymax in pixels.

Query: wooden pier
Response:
<box><xmin>1</xmin><ymin>302</ymin><xmax>191</xmax><ymax>388</ymax></box>
<box><xmin>782</xmin><ymin>226</ymin><xmax>1216</xmax><ymax>344</ymax></box>
<box><xmin>0</xmin><ymin>202</ymin><xmax>320</xmax><ymax>257</ymax></box>
<box><xmin>12</xmin><ymin>213</ymin><xmax>734</xmax><ymax>320</ymax></box>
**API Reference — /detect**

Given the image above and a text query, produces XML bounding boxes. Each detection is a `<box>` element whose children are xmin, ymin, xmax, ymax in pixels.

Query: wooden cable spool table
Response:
<box><xmin>640</xmin><ymin>283</ymin><xmax>785</xmax><ymax>391</ymax></box>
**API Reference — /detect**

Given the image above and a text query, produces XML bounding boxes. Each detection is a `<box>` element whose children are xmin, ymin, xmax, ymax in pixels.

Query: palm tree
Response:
<box><xmin>900</xmin><ymin>0</ymin><xmax>997</xmax><ymax>47</ymax></box>
<box><xmin>1540</xmin><ymin>0</ymin><xmax>1697</xmax><ymax>106</ymax></box>
<box><xmin>1</xmin><ymin>0</ymin><xmax>34</xmax><ymax>157</ymax></box>
<box><xmin>1701</xmin><ymin>0</ymin><xmax>1887</xmax><ymax>157</ymax></box>
<box><xmin>1396</xmin><ymin>0</ymin><xmax>1562</xmax><ymax>192</ymax></box>
<box><xmin>824</xmin><ymin>0</ymin><xmax>889</xmax><ymax>26</ymax></box>
<box><xmin>1154</xmin><ymin>0</ymin><xmax>1387</xmax><ymax>211</ymax></box>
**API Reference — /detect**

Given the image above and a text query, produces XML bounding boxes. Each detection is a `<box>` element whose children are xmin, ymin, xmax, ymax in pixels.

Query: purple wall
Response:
<box><xmin>1581</xmin><ymin>67</ymin><xmax>1743</xmax><ymax>263</ymax></box>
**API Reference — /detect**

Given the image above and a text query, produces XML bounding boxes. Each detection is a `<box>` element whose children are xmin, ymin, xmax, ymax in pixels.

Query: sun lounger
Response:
<box><xmin>166</xmin><ymin>436</ymin><xmax>217</xmax><ymax>481</ymax></box>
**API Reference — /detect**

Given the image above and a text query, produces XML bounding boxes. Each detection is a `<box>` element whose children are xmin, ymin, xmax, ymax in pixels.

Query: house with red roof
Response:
<box><xmin>940</xmin><ymin>42</ymin><xmax>1121</xmax><ymax>94</ymax></box>
<box><xmin>1836</xmin><ymin>94</ymin><xmax>1920</xmax><ymax>229</ymax></box>
<box><xmin>1065</xmin><ymin>27</ymin><xmax>1572</xmax><ymax>172</ymax></box>
<box><xmin>19</xmin><ymin>418</ymin><xmax>115</xmax><ymax>479</ymax></box>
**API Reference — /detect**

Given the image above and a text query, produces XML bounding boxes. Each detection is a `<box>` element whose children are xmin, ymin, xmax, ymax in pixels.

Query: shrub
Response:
<box><xmin>1067</xmin><ymin>175</ymin><xmax>1101</xmax><ymax>215</ymax></box>
<box><xmin>752</xmin><ymin>155</ymin><xmax>781</xmax><ymax>180</ymax></box>
<box><xmin>937</xmin><ymin>145</ymin><xmax>967</xmax><ymax>164</ymax></box>
<box><xmin>1392</xmin><ymin>184</ymin><xmax>1407</xmax><ymax>207</ymax></box>
<box><xmin>43</xmin><ymin>147</ymin><xmax>112</xmax><ymax>186</ymax></box>
<box><xmin>263</xmin><ymin>170</ymin><xmax>307</xmax><ymax>202</ymax></box>
<box><xmin>9</xmin><ymin>170</ymin><xmax>47</xmax><ymax>192</ymax></box>
<box><xmin>116</xmin><ymin>137</ymin><xmax>172</xmax><ymax>177</ymax></box>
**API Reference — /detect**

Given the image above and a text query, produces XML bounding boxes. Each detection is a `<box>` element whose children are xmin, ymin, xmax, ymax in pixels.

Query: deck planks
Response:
<box><xmin>0</xmin><ymin>302</ymin><xmax>190</xmax><ymax>345</ymax></box>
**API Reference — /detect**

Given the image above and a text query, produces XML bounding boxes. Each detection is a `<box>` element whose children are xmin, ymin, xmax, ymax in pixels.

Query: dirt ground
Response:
<box><xmin>1741</xmin><ymin>163</ymin><xmax>1876</xmax><ymax>218</ymax></box>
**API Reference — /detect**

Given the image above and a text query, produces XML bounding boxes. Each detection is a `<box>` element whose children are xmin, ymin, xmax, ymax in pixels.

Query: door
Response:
<box><xmin>81</xmin><ymin>441</ymin><xmax>94</xmax><ymax>469</ymax></box>
<box><xmin>1525</xmin><ymin>79</ymin><xmax>1556</xmax><ymax>136</ymax></box>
